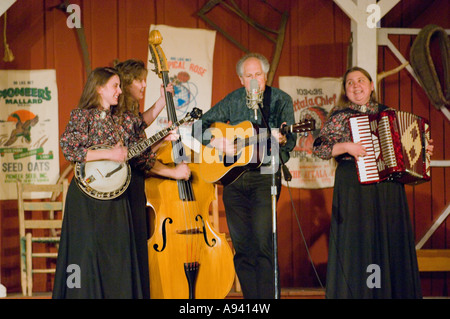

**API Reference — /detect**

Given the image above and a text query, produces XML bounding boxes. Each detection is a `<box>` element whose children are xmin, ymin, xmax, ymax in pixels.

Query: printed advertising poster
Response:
<box><xmin>279</xmin><ymin>76</ymin><xmax>342</xmax><ymax>189</ymax></box>
<box><xmin>0</xmin><ymin>70</ymin><xmax>60</xmax><ymax>199</ymax></box>
<box><xmin>144</xmin><ymin>24</ymin><xmax>216</xmax><ymax>149</ymax></box>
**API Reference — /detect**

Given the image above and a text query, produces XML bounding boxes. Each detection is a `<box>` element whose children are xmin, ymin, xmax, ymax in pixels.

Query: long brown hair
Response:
<box><xmin>77</xmin><ymin>67</ymin><xmax>119</xmax><ymax>110</ymax></box>
<box><xmin>333</xmin><ymin>66</ymin><xmax>377</xmax><ymax>113</ymax></box>
<box><xmin>115</xmin><ymin>59</ymin><xmax>148</xmax><ymax>116</ymax></box>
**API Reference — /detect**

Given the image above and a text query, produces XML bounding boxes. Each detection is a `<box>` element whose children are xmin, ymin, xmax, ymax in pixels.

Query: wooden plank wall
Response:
<box><xmin>380</xmin><ymin>0</ymin><xmax>450</xmax><ymax>297</ymax></box>
<box><xmin>0</xmin><ymin>0</ymin><xmax>448</xmax><ymax>296</ymax></box>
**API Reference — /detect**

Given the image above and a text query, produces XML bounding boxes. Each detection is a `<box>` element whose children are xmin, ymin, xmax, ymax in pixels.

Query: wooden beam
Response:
<box><xmin>377</xmin><ymin>27</ymin><xmax>450</xmax><ymax>124</ymax></box>
<box><xmin>0</xmin><ymin>0</ymin><xmax>16</xmax><ymax>17</ymax></box>
<box><xmin>334</xmin><ymin>0</ymin><xmax>401</xmax><ymax>86</ymax></box>
<box><xmin>416</xmin><ymin>249</ymin><xmax>450</xmax><ymax>272</ymax></box>
<box><xmin>416</xmin><ymin>203</ymin><xmax>450</xmax><ymax>250</ymax></box>
<box><xmin>377</xmin><ymin>0</ymin><xmax>401</xmax><ymax>18</ymax></box>
<box><xmin>197</xmin><ymin>0</ymin><xmax>289</xmax><ymax>86</ymax></box>
<box><xmin>267</xmin><ymin>12</ymin><xmax>288</xmax><ymax>86</ymax></box>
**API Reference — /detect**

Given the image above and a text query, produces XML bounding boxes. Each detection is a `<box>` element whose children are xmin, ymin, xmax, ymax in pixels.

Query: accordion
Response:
<box><xmin>349</xmin><ymin>109</ymin><xmax>431</xmax><ymax>185</ymax></box>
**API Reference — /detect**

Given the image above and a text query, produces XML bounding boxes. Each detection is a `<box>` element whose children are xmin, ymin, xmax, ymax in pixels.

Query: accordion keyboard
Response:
<box><xmin>349</xmin><ymin>115</ymin><xmax>380</xmax><ymax>183</ymax></box>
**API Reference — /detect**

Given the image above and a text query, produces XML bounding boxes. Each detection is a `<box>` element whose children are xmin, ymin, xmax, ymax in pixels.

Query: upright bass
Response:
<box><xmin>145</xmin><ymin>30</ymin><xmax>235</xmax><ymax>299</ymax></box>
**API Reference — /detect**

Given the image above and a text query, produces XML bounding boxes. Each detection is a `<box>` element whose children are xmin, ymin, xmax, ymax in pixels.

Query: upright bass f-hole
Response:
<box><xmin>195</xmin><ymin>215</ymin><xmax>217</xmax><ymax>248</ymax></box>
<box><xmin>153</xmin><ymin>217</ymin><xmax>173</xmax><ymax>252</ymax></box>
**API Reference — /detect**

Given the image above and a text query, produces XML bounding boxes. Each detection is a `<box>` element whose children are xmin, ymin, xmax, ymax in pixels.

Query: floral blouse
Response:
<box><xmin>313</xmin><ymin>101</ymin><xmax>383</xmax><ymax>161</ymax></box>
<box><xmin>60</xmin><ymin>108</ymin><xmax>156</xmax><ymax>173</ymax></box>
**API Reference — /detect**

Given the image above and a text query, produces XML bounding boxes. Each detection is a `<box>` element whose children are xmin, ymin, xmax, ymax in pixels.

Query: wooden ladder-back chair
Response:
<box><xmin>16</xmin><ymin>179</ymin><xmax>69</xmax><ymax>296</ymax></box>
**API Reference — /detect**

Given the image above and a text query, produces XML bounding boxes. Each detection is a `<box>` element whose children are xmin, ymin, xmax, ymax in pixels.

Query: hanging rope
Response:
<box><xmin>3</xmin><ymin>12</ymin><xmax>14</xmax><ymax>62</ymax></box>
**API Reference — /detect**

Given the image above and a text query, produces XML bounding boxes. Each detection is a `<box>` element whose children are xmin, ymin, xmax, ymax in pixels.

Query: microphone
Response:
<box><xmin>246</xmin><ymin>79</ymin><xmax>262</xmax><ymax>120</ymax></box>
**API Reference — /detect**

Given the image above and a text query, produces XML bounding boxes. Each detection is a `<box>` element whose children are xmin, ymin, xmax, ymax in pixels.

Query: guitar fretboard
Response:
<box><xmin>236</xmin><ymin>130</ymin><xmax>270</xmax><ymax>149</ymax></box>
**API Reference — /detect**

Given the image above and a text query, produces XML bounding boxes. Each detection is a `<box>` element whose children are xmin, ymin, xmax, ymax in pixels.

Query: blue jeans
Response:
<box><xmin>223</xmin><ymin>168</ymin><xmax>281</xmax><ymax>299</ymax></box>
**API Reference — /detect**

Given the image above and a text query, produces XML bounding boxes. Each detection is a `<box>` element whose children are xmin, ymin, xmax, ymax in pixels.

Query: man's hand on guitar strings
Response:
<box><xmin>210</xmin><ymin>137</ymin><xmax>236</xmax><ymax>156</ymax></box>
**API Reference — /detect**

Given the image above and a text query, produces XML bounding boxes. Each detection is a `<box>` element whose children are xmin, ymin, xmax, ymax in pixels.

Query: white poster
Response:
<box><xmin>0</xmin><ymin>70</ymin><xmax>60</xmax><ymax>199</ymax></box>
<box><xmin>144</xmin><ymin>24</ymin><xmax>216</xmax><ymax>147</ymax></box>
<box><xmin>279</xmin><ymin>76</ymin><xmax>342</xmax><ymax>189</ymax></box>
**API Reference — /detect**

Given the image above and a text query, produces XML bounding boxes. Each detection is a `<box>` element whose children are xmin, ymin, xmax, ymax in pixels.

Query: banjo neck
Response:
<box><xmin>74</xmin><ymin>108</ymin><xmax>202</xmax><ymax>200</ymax></box>
<box><xmin>126</xmin><ymin>111</ymin><xmax>198</xmax><ymax>161</ymax></box>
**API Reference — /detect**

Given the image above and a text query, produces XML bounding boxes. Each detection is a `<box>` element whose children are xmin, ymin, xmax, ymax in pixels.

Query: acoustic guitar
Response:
<box><xmin>199</xmin><ymin>118</ymin><xmax>315</xmax><ymax>186</ymax></box>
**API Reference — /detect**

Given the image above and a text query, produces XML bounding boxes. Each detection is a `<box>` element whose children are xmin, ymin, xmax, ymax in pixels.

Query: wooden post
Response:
<box><xmin>334</xmin><ymin>0</ymin><xmax>400</xmax><ymax>84</ymax></box>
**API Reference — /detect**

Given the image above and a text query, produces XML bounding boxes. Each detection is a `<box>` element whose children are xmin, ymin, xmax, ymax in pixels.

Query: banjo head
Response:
<box><xmin>83</xmin><ymin>161</ymin><xmax>129</xmax><ymax>192</ymax></box>
<box><xmin>74</xmin><ymin>145</ymin><xmax>132</xmax><ymax>200</ymax></box>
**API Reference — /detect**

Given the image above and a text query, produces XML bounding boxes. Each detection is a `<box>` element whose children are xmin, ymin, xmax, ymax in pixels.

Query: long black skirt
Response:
<box><xmin>325</xmin><ymin>160</ymin><xmax>422</xmax><ymax>299</ymax></box>
<box><xmin>126</xmin><ymin>168</ymin><xmax>150</xmax><ymax>298</ymax></box>
<box><xmin>52</xmin><ymin>170</ymin><xmax>146</xmax><ymax>299</ymax></box>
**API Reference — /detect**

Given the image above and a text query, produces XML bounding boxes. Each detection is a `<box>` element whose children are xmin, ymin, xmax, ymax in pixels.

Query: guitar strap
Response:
<box><xmin>259</xmin><ymin>86</ymin><xmax>272</xmax><ymax>128</ymax></box>
<box><xmin>258</xmin><ymin>86</ymin><xmax>292</xmax><ymax>181</ymax></box>
<box><xmin>258</xmin><ymin>86</ymin><xmax>272</xmax><ymax>165</ymax></box>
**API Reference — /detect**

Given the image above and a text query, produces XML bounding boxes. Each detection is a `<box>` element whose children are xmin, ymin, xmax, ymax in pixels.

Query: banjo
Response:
<box><xmin>74</xmin><ymin>107</ymin><xmax>202</xmax><ymax>200</ymax></box>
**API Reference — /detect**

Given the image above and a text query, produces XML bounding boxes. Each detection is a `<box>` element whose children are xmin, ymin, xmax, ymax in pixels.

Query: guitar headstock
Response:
<box><xmin>282</xmin><ymin>118</ymin><xmax>316</xmax><ymax>134</ymax></box>
<box><xmin>148</xmin><ymin>30</ymin><xmax>168</xmax><ymax>78</ymax></box>
<box><xmin>291</xmin><ymin>118</ymin><xmax>315</xmax><ymax>133</ymax></box>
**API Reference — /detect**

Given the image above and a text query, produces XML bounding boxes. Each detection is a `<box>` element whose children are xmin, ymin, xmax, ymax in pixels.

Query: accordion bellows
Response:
<box><xmin>349</xmin><ymin>109</ymin><xmax>431</xmax><ymax>185</ymax></box>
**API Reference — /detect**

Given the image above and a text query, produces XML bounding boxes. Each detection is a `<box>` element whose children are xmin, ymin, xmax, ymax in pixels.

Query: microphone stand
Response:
<box><xmin>256</xmin><ymin>102</ymin><xmax>291</xmax><ymax>300</ymax></box>
<box><xmin>270</xmin><ymin>151</ymin><xmax>279</xmax><ymax>299</ymax></box>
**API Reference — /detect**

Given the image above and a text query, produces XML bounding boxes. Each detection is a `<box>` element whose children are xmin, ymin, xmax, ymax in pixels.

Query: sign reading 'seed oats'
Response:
<box><xmin>0</xmin><ymin>70</ymin><xmax>59</xmax><ymax>199</ymax></box>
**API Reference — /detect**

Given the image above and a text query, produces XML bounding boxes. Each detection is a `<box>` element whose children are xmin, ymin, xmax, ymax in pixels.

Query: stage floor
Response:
<box><xmin>2</xmin><ymin>287</ymin><xmax>326</xmax><ymax>299</ymax></box>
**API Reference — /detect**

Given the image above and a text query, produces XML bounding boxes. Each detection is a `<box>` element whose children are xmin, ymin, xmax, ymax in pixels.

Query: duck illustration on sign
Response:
<box><xmin>4</xmin><ymin>110</ymin><xmax>39</xmax><ymax>146</ymax></box>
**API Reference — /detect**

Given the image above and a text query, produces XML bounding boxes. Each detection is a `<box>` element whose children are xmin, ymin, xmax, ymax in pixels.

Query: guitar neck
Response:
<box><xmin>127</xmin><ymin>117</ymin><xmax>188</xmax><ymax>160</ymax></box>
<box><xmin>239</xmin><ymin>119</ymin><xmax>316</xmax><ymax>148</ymax></box>
<box><xmin>238</xmin><ymin>130</ymin><xmax>270</xmax><ymax>148</ymax></box>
